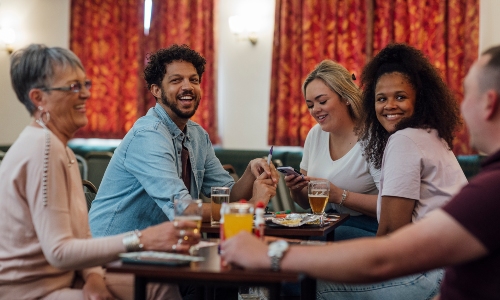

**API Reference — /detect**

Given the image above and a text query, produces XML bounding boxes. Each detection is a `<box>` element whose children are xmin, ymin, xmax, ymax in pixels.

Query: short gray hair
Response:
<box><xmin>10</xmin><ymin>44</ymin><xmax>85</xmax><ymax>115</ymax></box>
<box><xmin>302</xmin><ymin>60</ymin><xmax>361</xmax><ymax>121</ymax></box>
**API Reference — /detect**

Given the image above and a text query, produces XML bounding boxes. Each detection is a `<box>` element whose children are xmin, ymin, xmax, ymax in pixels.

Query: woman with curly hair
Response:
<box><xmin>359</xmin><ymin>43</ymin><xmax>467</xmax><ymax>238</ymax></box>
<box><xmin>312</xmin><ymin>43</ymin><xmax>468</xmax><ymax>299</ymax></box>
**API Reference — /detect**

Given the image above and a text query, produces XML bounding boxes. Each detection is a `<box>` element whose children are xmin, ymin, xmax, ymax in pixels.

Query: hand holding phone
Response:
<box><xmin>277</xmin><ymin>167</ymin><xmax>304</xmax><ymax>180</ymax></box>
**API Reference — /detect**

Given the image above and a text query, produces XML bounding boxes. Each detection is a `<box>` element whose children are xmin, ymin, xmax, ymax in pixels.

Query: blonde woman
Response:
<box><xmin>285</xmin><ymin>60</ymin><xmax>380</xmax><ymax>240</ymax></box>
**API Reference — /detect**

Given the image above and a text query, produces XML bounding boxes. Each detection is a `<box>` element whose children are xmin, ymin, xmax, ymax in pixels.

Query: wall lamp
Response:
<box><xmin>228</xmin><ymin>15</ymin><xmax>260</xmax><ymax>46</ymax></box>
<box><xmin>0</xmin><ymin>27</ymin><xmax>16</xmax><ymax>54</ymax></box>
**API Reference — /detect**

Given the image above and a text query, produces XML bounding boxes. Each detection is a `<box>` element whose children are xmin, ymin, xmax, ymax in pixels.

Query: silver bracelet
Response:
<box><xmin>122</xmin><ymin>229</ymin><xmax>144</xmax><ymax>252</ymax></box>
<box><xmin>339</xmin><ymin>190</ymin><xmax>349</xmax><ymax>206</ymax></box>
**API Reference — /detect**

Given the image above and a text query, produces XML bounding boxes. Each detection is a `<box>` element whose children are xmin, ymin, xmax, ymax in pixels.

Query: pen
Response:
<box><xmin>267</xmin><ymin>146</ymin><xmax>273</xmax><ymax>165</ymax></box>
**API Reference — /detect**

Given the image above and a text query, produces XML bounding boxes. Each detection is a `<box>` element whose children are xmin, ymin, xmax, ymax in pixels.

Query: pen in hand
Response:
<box><xmin>267</xmin><ymin>146</ymin><xmax>273</xmax><ymax>166</ymax></box>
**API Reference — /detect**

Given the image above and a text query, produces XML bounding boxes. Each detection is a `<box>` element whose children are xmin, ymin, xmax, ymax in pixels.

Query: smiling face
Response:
<box><xmin>375</xmin><ymin>72</ymin><xmax>416</xmax><ymax>133</ymax></box>
<box><xmin>157</xmin><ymin>60</ymin><xmax>201</xmax><ymax>129</ymax></box>
<box><xmin>41</xmin><ymin>66</ymin><xmax>90</xmax><ymax>138</ymax></box>
<box><xmin>305</xmin><ymin>79</ymin><xmax>352</xmax><ymax>133</ymax></box>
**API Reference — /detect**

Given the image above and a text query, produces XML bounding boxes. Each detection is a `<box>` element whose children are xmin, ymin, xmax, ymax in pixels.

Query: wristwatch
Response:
<box><xmin>268</xmin><ymin>240</ymin><xmax>289</xmax><ymax>271</ymax></box>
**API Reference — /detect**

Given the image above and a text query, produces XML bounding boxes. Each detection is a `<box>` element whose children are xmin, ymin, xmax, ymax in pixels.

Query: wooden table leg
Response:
<box><xmin>301</xmin><ymin>277</ymin><xmax>316</xmax><ymax>300</ymax></box>
<box><xmin>134</xmin><ymin>276</ymin><xmax>147</xmax><ymax>300</ymax></box>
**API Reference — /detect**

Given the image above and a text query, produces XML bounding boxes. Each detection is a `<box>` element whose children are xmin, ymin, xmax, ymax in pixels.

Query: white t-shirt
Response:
<box><xmin>377</xmin><ymin>128</ymin><xmax>468</xmax><ymax>222</ymax></box>
<box><xmin>300</xmin><ymin>124</ymin><xmax>380</xmax><ymax>215</ymax></box>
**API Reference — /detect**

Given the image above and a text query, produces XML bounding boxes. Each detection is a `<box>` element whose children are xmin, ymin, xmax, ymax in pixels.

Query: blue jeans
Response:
<box><xmin>316</xmin><ymin>269</ymin><xmax>443</xmax><ymax>300</ymax></box>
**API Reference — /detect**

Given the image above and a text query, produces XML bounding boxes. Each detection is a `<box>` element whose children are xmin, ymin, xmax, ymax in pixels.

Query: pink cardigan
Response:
<box><xmin>0</xmin><ymin>126</ymin><xmax>125</xmax><ymax>299</ymax></box>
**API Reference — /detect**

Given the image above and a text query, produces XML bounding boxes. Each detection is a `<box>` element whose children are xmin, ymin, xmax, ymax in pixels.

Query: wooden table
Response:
<box><xmin>202</xmin><ymin>214</ymin><xmax>350</xmax><ymax>241</ymax></box>
<box><xmin>107</xmin><ymin>244</ymin><xmax>316</xmax><ymax>300</ymax></box>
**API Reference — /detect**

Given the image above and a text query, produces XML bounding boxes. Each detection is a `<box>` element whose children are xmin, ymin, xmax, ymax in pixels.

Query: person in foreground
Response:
<box><xmin>89</xmin><ymin>44</ymin><xmax>278</xmax><ymax>237</ymax></box>
<box><xmin>0</xmin><ymin>44</ymin><xmax>200</xmax><ymax>300</ymax></box>
<box><xmin>285</xmin><ymin>60</ymin><xmax>380</xmax><ymax>240</ymax></box>
<box><xmin>222</xmin><ymin>45</ymin><xmax>500</xmax><ymax>300</ymax></box>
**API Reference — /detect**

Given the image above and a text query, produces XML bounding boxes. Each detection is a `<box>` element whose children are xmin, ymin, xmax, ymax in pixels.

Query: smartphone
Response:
<box><xmin>277</xmin><ymin>166</ymin><xmax>303</xmax><ymax>178</ymax></box>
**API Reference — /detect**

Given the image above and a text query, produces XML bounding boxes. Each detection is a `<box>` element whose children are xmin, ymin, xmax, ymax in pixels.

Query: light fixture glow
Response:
<box><xmin>144</xmin><ymin>0</ymin><xmax>152</xmax><ymax>35</ymax></box>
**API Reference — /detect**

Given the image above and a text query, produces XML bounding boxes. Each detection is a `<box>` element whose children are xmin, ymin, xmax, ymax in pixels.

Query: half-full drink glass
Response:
<box><xmin>223</xmin><ymin>202</ymin><xmax>254</xmax><ymax>239</ymax></box>
<box><xmin>211</xmin><ymin>187</ymin><xmax>230</xmax><ymax>225</ymax></box>
<box><xmin>173</xmin><ymin>199</ymin><xmax>203</xmax><ymax>233</ymax></box>
<box><xmin>308</xmin><ymin>180</ymin><xmax>330</xmax><ymax>226</ymax></box>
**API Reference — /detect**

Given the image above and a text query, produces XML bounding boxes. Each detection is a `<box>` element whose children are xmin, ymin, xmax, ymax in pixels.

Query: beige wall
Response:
<box><xmin>0</xmin><ymin>0</ymin><xmax>497</xmax><ymax>148</ymax></box>
<box><xmin>0</xmin><ymin>0</ymin><xmax>70</xmax><ymax>145</ymax></box>
<box><xmin>480</xmin><ymin>0</ymin><xmax>500</xmax><ymax>53</ymax></box>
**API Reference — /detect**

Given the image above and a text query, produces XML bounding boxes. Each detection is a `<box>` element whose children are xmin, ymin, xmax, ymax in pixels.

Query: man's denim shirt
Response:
<box><xmin>89</xmin><ymin>104</ymin><xmax>234</xmax><ymax>237</ymax></box>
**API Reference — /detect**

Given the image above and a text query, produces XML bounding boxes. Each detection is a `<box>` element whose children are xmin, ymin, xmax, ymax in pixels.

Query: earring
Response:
<box><xmin>36</xmin><ymin>106</ymin><xmax>50</xmax><ymax>127</ymax></box>
<box><xmin>346</xmin><ymin>101</ymin><xmax>350</xmax><ymax>105</ymax></box>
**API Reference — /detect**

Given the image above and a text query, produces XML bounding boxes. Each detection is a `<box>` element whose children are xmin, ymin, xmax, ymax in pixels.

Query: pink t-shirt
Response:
<box><xmin>377</xmin><ymin>128</ymin><xmax>468</xmax><ymax>222</ymax></box>
<box><xmin>0</xmin><ymin>126</ymin><xmax>124</xmax><ymax>299</ymax></box>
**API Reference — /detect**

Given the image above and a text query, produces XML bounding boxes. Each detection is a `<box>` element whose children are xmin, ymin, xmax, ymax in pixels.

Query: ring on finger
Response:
<box><xmin>177</xmin><ymin>238</ymin><xmax>183</xmax><ymax>245</ymax></box>
<box><xmin>171</xmin><ymin>244</ymin><xmax>177</xmax><ymax>252</ymax></box>
<box><xmin>179</xmin><ymin>229</ymin><xmax>186</xmax><ymax>237</ymax></box>
<box><xmin>183</xmin><ymin>235</ymin><xmax>189</xmax><ymax>241</ymax></box>
<box><xmin>173</xmin><ymin>221</ymin><xmax>179</xmax><ymax>228</ymax></box>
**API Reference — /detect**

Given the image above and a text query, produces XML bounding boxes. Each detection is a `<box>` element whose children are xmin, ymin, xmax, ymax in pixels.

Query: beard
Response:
<box><xmin>160</xmin><ymin>88</ymin><xmax>200</xmax><ymax>119</ymax></box>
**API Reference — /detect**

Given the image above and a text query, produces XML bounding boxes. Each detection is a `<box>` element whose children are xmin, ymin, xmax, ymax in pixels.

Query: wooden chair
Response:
<box><xmin>85</xmin><ymin>151</ymin><xmax>113</xmax><ymax>189</ymax></box>
<box><xmin>82</xmin><ymin>179</ymin><xmax>98</xmax><ymax>211</ymax></box>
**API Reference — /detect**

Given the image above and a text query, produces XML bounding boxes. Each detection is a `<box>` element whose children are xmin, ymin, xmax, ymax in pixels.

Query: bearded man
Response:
<box><xmin>89</xmin><ymin>44</ymin><xmax>277</xmax><ymax>237</ymax></box>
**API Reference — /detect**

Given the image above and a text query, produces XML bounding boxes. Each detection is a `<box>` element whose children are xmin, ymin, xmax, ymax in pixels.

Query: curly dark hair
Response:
<box><xmin>358</xmin><ymin>43</ymin><xmax>462</xmax><ymax>169</ymax></box>
<box><xmin>144</xmin><ymin>44</ymin><xmax>206</xmax><ymax>90</ymax></box>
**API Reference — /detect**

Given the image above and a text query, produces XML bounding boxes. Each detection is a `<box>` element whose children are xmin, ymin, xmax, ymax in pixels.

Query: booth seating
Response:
<box><xmin>1</xmin><ymin>141</ymin><xmax>484</xmax><ymax>212</ymax></box>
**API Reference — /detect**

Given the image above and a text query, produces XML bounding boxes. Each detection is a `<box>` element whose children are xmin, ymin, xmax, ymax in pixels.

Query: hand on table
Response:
<box><xmin>140</xmin><ymin>220</ymin><xmax>201</xmax><ymax>253</ymax></box>
<box><xmin>221</xmin><ymin>231</ymin><xmax>270</xmax><ymax>270</ymax></box>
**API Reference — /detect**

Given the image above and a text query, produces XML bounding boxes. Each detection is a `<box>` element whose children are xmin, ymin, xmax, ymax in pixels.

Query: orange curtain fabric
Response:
<box><xmin>144</xmin><ymin>0</ymin><xmax>218</xmax><ymax>143</ymax></box>
<box><xmin>269</xmin><ymin>0</ymin><xmax>367</xmax><ymax>145</ymax></box>
<box><xmin>269</xmin><ymin>0</ymin><xmax>479</xmax><ymax>155</ymax></box>
<box><xmin>70</xmin><ymin>0</ymin><xmax>144</xmax><ymax>138</ymax></box>
<box><xmin>372</xmin><ymin>0</ymin><xmax>479</xmax><ymax>154</ymax></box>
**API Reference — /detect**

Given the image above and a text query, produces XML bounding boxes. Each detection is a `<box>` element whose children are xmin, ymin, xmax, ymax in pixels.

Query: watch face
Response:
<box><xmin>268</xmin><ymin>240</ymin><xmax>289</xmax><ymax>258</ymax></box>
<box><xmin>275</xmin><ymin>240</ymin><xmax>289</xmax><ymax>251</ymax></box>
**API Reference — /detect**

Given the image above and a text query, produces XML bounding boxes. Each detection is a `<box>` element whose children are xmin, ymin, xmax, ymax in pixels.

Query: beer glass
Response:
<box><xmin>211</xmin><ymin>187</ymin><xmax>230</xmax><ymax>225</ymax></box>
<box><xmin>308</xmin><ymin>180</ymin><xmax>330</xmax><ymax>226</ymax></box>
<box><xmin>173</xmin><ymin>199</ymin><xmax>203</xmax><ymax>233</ymax></box>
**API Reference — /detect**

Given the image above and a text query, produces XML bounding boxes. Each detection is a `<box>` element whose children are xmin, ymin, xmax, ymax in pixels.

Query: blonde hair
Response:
<box><xmin>302</xmin><ymin>60</ymin><xmax>361</xmax><ymax>121</ymax></box>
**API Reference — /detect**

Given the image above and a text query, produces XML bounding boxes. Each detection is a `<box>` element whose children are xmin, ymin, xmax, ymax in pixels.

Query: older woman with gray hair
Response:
<box><xmin>0</xmin><ymin>44</ymin><xmax>199</xmax><ymax>299</ymax></box>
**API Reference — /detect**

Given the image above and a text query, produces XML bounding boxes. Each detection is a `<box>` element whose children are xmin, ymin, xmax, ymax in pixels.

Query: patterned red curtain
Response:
<box><xmin>373</xmin><ymin>0</ymin><xmax>479</xmax><ymax>154</ymax></box>
<box><xmin>70</xmin><ymin>0</ymin><xmax>144</xmax><ymax>138</ymax></box>
<box><xmin>269</xmin><ymin>0</ymin><xmax>479</xmax><ymax>155</ymax></box>
<box><xmin>269</xmin><ymin>0</ymin><xmax>367</xmax><ymax>146</ymax></box>
<box><xmin>143</xmin><ymin>0</ymin><xmax>218</xmax><ymax>143</ymax></box>
<box><xmin>70</xmin><ymin>0</ymin><xmax>217</xmax><ymax>142</ymax></box>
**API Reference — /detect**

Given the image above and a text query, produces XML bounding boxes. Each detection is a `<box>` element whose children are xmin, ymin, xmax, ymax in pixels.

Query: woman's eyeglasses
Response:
<box><xmin>41</xmin><ymin>80</ymin><xmax>92</xmax><ymax>93</ymax></box>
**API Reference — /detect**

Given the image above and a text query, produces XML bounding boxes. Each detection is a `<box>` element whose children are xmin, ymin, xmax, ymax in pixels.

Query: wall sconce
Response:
<box><xmin>228</xmin><ymin>15</ymin><xmax>260</xmax><ymax>46</ymax></box>
<box><xmin>0</xmin><ymin>27</ymin><xmax>16</xmax><ymax>54</ymax></box>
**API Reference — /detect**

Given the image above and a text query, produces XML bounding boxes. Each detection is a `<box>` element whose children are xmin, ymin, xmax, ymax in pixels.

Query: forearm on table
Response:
<box><xmin>280</xmin><ymin>235</ymin><xmax>423</xmax><ymax>283</ymax></box>
<box><xmin>41</xmin><ymin>235</ymin><xmax>125</xmax><ymax>270</ymax></box>
<box><xmin>333</xmin><ymin>191</ymin><xmax>377</xmax><ymax>218</ymax></box>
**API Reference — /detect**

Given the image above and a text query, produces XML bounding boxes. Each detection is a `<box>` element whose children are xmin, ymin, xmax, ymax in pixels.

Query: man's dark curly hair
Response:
<box><xmin>358</xmin><ymin>43</ymin><xmax>462</xmax><ymax>169</ymax></box>
<box><xmin>144</xmin><ymin>44</ymin><xmax>206</xmax><ymax>90</ymax></box>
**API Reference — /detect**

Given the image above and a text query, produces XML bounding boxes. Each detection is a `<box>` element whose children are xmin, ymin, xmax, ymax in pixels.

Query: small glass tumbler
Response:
<box><xmin>173</xmin><ymin>198</ymin><xmax>203</xmax><ymax>233</ymax></box>
<box><xmin>211</xmin><ymin>187</ymin><xmax>230</xmax><ymax>225</ymax></box>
